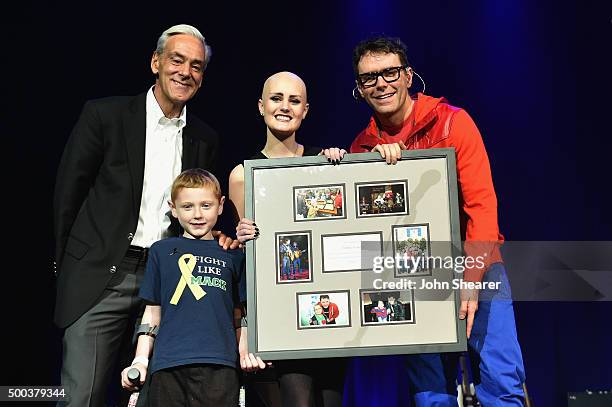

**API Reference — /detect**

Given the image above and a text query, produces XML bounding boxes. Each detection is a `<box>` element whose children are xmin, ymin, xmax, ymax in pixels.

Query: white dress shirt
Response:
<box><xmin>132</xmin><ymin>87</ymin><xmax>186</xmax><ymax>248</ymax></box>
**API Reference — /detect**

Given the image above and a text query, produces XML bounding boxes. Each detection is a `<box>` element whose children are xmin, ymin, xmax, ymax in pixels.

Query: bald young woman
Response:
<box><xmin>228</xmin><ymin>72</ymin><xmax>347</xmax><ymax>407</ymax></box>
<box><xmin>229</xmin><ymin>72</ymin><xmax>344</xmax><ymax>223</ymax></box>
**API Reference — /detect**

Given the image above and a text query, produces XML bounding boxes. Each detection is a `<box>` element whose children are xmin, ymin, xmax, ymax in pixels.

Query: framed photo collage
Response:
<box><xmin>244</xmin><ymin>150</ymin><xmax>466</xmax><ymax>360</ymax></box>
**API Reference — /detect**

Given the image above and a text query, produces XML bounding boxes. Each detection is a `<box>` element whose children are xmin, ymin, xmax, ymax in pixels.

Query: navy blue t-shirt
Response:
<box><xmin>139</xmin><ymin>237</ymin><xmax>245</xmax><ymax>373</ymax></box>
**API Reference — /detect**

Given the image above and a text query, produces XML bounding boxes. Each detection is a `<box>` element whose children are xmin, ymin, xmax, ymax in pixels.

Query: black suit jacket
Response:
<box><xmin>53</xmin><ymin>92</ymin><xmax>218</xmax><ymax>328</ymax></box>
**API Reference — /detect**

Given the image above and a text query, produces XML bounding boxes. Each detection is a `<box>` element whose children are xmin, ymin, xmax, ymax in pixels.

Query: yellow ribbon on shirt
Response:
<box><xmin>170</xmin><ymin>254</ymin><xmax>206</xmax><ymax>305</ymax></box>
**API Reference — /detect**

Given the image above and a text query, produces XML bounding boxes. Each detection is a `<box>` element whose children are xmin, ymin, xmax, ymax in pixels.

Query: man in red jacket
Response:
<box><xmin>350</xmin><ymin>37</ymin><xmax>526</xmax><ymax>406</ymax></box>
<box><xmin>318</xmin><ymin>294</ymin><xmax>340</xmax><ymax>324</ymax></box>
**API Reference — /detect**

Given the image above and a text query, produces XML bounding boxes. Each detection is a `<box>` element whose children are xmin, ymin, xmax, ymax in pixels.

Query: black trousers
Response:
<box><xmin>59</xmin><ymin>254</ymin><xmax>146</xmax><ymax>407</ymax></box>
<box><xmin>148</xmin><ymin>364</ymin><xmax>239</xmax><ymax>407</ymax></box>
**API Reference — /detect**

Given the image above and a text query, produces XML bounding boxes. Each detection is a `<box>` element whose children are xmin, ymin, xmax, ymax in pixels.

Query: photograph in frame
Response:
<box><xmin>275</xmin><ymin>231</ymin><xmax>313</xmax><ymax>284</ymax></box>
<box><xmin>355</xmin><ymin>180</ymin><xmax>408</xmax><ymax>218</ymax></box>
<box><xmin>296</xmin><ymin>290</ymin><xmax>351</xmax><ymax>329</ymax></box>
<box><xmin>293</xmin><ymin>183</ymin><xmax>346</xmax><ymax>222</ymax></box>
<box><xmin>392</xmin><ymin>224</ymin><xmax>432</xmax><ymax>277</ymax></box>
<box><xmin>360</xmin><ymin>289</ymin><xmax>414</xmax><ymax>326</ymax></box>
<box><xmin>321</xmin><ymin>232</ymin><xmax>383</xmax><ymax>273</ymax></box>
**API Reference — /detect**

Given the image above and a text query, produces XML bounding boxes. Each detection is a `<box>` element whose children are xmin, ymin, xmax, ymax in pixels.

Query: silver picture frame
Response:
<box><xmin>245</xmin><ymin>149</ymin><xmax>466</xmax><ymax>360</ymax></box>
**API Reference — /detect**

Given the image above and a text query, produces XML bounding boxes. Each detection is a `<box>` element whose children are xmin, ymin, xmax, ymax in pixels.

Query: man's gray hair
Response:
<box><xmin>156</xmin><ymin>24</ymin><xmax>212</xmax><ymax>69</ymax></box>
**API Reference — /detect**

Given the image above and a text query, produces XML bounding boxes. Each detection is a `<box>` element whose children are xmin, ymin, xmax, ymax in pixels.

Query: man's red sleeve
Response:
<box><xmin>448</xmin><ymin>110</ymin><xmax>503</xmax><ymax>282</ymax></box>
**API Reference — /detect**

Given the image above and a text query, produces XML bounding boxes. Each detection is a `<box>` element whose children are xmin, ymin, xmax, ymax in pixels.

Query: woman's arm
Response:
<box><xmin>229</xmin><ymin>164</ymin><xmax>245</xmax><ymax>221</ymax></box>
<box><xmin>230</xmin><ymin>164</ymin><xmax>261</xmax><ymax>244</ymax></box>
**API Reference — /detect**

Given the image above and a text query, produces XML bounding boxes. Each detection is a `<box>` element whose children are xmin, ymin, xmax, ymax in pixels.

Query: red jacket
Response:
<box><xmin>350</xmin><ymin>93</ymin><xmax>503</xmax><ymax>282</ymax></box>
<box><xmin>317</xmin><ymin>302</ymin><xmax>340</xmax><ymax>321</ymax></box>
<box><xmin>334</xmin><ymin>192</ymin><xmax>343</xmax><ymax>209</ymax></box>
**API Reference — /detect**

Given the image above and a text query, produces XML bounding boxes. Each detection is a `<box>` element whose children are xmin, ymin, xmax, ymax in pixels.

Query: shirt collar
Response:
<box><xmin>146</xmin><ymin>86</ymin><xmax>188</xmax><ymax>129</ymax></box>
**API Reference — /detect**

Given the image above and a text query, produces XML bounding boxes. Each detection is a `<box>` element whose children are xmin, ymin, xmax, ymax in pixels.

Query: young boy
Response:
<box><xmin>121</xmin><ymin>169</ymin><xmax>249</xmax><ymax>406</ymax></box>
<box><xmin>309</xmin><ymin>304</ymin><xmax>327</xmax><ymax>326</ymax></box>
<box><xmin>370</xmin><ymin>300</ymin><xmax>388</xmax><ymax>323</ymax></box>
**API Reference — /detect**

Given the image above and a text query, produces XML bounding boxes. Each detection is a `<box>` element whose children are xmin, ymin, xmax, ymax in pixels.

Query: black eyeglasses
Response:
<box><xmin>357</xmin><ymin>66</ymin><xmax>406</xmax><ymax>88</ymax></box>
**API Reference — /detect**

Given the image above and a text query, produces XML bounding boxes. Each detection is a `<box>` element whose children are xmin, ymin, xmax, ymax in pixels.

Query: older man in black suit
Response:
<box><xmin>54</xmin><ymin>24</ymin><xmax>227</xmax><ymax>406</ymax></box>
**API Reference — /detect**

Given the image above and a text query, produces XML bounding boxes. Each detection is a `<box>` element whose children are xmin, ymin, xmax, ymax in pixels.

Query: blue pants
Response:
<box><xmin>282</xmin><ymin>256</ymin><xmax>291</xmax><ymax>278</ymax></box>
<box><xmin>293</xmin><ymin>258</ymin><xmax>301</xmax><ymax>276</ymax></box>
<box><xmin>407</xmin><ymin>263</ymin><xmax>525</xmax><ymax>407</ymax></box>
<box><xmin>467</xmin><ymin>262</ymin><xmax>526</xmax><ymax>406</ymax></box>
<box><xmin>406</xmin><ymin>354</ymin><xmax>458</xmax><ymax>406</ymax></box>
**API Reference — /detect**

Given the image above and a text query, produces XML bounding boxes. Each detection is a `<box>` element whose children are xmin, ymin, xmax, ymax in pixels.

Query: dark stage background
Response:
<box><xmin>5</xmin><ymin>1</ymin><xmax>611</xmax><ymax>406</ymax></box>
